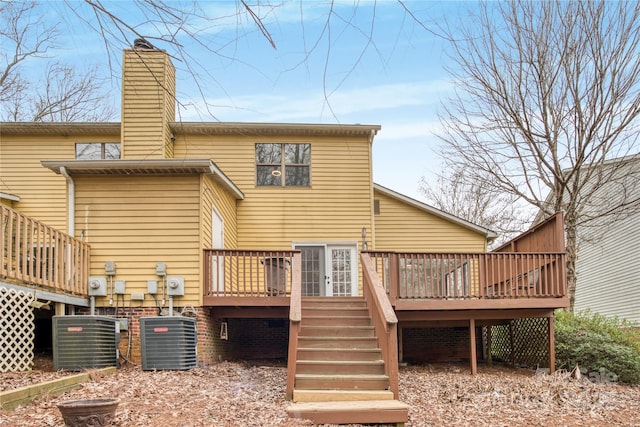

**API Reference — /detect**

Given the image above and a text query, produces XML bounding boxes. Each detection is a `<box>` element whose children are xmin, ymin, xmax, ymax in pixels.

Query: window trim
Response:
<box><xmin>255</xmin><ymin>142</ymin><xmax>311</xmax><ymax>187</ymax></box>
<box><xmin>75</xmin><ymin>142</ymin><xmax>121</xmax><ymax>160</ymax></box>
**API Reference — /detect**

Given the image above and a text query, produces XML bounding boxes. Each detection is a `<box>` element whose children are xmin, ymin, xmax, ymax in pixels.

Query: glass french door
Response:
<box><xmin>295</xmin><ymin>244</ymin><xmax>358</xmax><ymax>296</ymax></box>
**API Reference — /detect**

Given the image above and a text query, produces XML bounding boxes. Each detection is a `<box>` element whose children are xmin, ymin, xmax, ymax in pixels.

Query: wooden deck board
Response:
<box><xmin>287</xmin><ymin>399</ymin><xmax>409</xmax><ymax>425</ymax></box>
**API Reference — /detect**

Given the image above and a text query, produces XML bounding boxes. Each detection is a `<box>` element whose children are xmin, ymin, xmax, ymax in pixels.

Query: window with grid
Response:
<box><xmin>75</xmin><ymin>143</ymin><xmax>121</xmax><ymax>160</ymax></box>
<box><xmin>255</xmin><ymin>143</ymin><xmax>310</xmax><ymax>186</ymax></box>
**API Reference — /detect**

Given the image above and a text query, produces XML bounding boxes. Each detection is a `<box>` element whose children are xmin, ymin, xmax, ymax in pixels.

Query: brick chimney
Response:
<box><xmin>121</xmin><ymin>42</ymin><xmax>176</xmax><ymax>159</ymax></box>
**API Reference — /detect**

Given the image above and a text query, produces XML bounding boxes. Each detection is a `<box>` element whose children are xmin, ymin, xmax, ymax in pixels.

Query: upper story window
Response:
<box><xmin>75</xmin><ymin>143</ymin><xmax>121</xmax><ymax>160</ymax></box>
<box><xmin>256</xmin><ymin>143</ymin><xmax>311</xmax><ymax>186</ymax></box>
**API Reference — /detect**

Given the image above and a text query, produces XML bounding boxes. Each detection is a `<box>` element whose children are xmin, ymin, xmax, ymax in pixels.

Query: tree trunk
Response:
<box><xmin>565</xmin><ymin>213</ymin><xmax>578</xmax><ymax>312</ymax></box>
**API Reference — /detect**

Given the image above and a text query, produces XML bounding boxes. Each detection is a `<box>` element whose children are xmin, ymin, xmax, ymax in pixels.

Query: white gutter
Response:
<box><xmin>60</xmin><ymin>166</ymin><xmax>75</xmax><ymax>237</ymax></box>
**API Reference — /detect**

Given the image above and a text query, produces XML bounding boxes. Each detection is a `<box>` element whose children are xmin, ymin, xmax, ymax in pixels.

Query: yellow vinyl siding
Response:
<box><xmin>121</xmin><ymin>50</ymin><xmax>175</xmax><ymax>159</ymax></box>
<box><xmin>0</xmin><ymin>134</ymin><xmax>118</xmax><ymax>230</ymax></box>
<box><xmin>373</xmin><ymin>190</ymin><xmax>486</xmax><ymax>252</ymax></box>
<box><xmin>75</xmin><ymin>175</ymin><xmax>201</xmax><ymax>306</ymax></box>
<box><xmin>200</xmin><ymin>175</ymin><xmax>238</xmax><ymax>249</ymax></box>
<box><xmin>174</xmin><ymin>135</ymin><xmax>373</xmax><ymax>249</ymax></box>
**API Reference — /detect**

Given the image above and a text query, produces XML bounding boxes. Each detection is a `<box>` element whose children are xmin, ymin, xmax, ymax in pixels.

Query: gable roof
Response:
<box><xmin>373</xmin><ymin>183</ymin><xmax>498</xmax><ymax>240</ymax></box>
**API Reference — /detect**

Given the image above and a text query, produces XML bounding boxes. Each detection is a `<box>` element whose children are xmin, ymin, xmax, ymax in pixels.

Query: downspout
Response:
<box><xmin>369</xmin><ymin>128</ymin><xmax>377</xmax><ymax>251</ymax></box>
<box><xmin>60</xmin><ymin>167</ymin><xmax>75</xmax><ymax>237</ymax></box>
<box><xmin>60</xmin><ymin>167</ymin><xmax>84</xmax><ymax>313</ymax></box>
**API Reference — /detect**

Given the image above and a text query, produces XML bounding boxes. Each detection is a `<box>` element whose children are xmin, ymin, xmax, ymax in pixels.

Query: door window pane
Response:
<box><xmin>298</xmin><ymin>246</ymin><xmax>324</xmax><ymax>296</ymax></box>
<box><xmin>332</xmin><ymin>248</ymin><xmax>352</xmax><ymax>297</ymax></box>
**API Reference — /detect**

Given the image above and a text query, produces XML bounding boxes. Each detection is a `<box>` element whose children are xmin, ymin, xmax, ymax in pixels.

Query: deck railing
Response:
<box><xmin>285</xmin><ymin>253</ymin><xmax>302</xmax><ymax>400</ymax></box>
<box><xmin>361</xmin><ymin>252</ymin><xmax>399</xmax><ymax>399</ymax></box>
<box><xmin>1</xmin><ymin>206</ymin><xmax>89</xmax><ymax>297</ymax></box>
<box><xmin>366</xmin><ymin>251</ymin><xmax>567</xmax><ymax>303</ymax></box>
<box><xmin>203</xmin><ymin>249</ymin><xmax>300</xmax><ymax>297</ymax></box>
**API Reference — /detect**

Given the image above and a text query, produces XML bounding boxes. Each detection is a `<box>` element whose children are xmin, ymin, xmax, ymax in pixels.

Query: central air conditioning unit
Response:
<box><xmin>53</xmin><ymin>316</ymin><xmax>118</xmax><ymax>371</ymax></box>
<box><xmin>140</xmin><ymin>316</ymin><xmax>197</xmax><ymax>370</ymax></box>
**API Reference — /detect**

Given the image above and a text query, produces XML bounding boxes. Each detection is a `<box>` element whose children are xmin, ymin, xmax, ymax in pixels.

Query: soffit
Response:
<box><xmin>169</xmin><ymin>122</ymin><xmax>381</xmax><ymax>138</ymax></box>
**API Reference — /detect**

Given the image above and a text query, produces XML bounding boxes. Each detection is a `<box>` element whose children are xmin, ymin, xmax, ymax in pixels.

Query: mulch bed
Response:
<box><xmin>1</xmin><ymin>360</ymin><xmax>638</xmax><ymax>426</ymax></box>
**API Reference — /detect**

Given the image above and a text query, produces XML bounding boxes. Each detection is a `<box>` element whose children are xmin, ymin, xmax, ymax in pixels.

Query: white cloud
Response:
<box><xmin>178</xmin><ymin>78</ymin><xmax>454</xmax><ymax>123</ymax></box>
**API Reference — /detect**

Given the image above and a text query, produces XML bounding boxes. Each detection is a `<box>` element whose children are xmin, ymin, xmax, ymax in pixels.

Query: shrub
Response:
<box><xmin>555</xmin><ymin>310</ymin><xmax>640</xmax><ymax>384</ymax></box>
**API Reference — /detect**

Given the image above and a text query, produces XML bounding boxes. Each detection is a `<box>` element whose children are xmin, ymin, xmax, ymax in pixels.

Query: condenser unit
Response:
<box><xmin>140</xmin><ymin>316</ymin><xmax>197</xmax><ymax>370</ymax></box>
<box><xmin>53</xmin><ymin>316</ymin><xmax>118</xmax><ymax>371</ymax></box>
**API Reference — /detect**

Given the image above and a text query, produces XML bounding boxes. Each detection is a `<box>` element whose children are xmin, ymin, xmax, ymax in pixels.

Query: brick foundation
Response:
<box><xmin>401</xmin><ymin>326</ymin><xmax>483</xmax><ymax>363</ymax></box>
<box><xmin>225</xmin><ymin>318</ymin><xmax>289</xmax><ymax>360</ymax></box>
<box><xmin>75</xmin><ymin>307</ymin><xmax>288</xmax><ymax>365</ymax></box>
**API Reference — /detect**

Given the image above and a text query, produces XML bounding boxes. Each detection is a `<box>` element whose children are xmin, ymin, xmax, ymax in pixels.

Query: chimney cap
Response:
<box><xmin>133</xmin><ymin>38</ymin><xmax>155</xmax><ymax>50</ymax></box>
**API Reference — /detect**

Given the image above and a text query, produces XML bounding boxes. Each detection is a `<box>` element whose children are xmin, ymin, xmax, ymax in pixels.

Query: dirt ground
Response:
<box><xmin>1</xmin><ymin>359</ymin><xmax>639</xmax><ymax>427</ymax></box>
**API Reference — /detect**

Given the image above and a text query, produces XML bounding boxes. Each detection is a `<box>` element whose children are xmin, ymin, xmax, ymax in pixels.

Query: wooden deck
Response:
<box><xmin>1</xmin><ymin>206</ymin><xmax>89</xmax><ymax>305</ymax></box>
<box><xmin>202</xmin><ymin>214</ymin><xmax>568</xmax><ymax>314</ymax></box>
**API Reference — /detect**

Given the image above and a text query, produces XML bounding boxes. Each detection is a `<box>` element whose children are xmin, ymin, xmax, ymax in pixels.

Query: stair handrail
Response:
<box><xmin>286</xmin><ymin>252</ymin><xmax>302</xmax><ymax>400</ymax></box>
<box><xmin>360</xmin><ymin>252</ymin><xmax>400</xmax><ymax>399</ymax></box>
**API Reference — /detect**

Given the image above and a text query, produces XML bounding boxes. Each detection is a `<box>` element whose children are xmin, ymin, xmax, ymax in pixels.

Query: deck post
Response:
<box><xmin>548</xmin><ymin>315</ymin><xmax>556</xmax><ymax>373</ymax></box>
<box><xmin>469</xmin><ymin>318</ymin><xmax>477</xmax><ymax>375</ymax></box>
<box><xmin>398</xmin><ymin>326</ymin><xmax>404</xmax><ymax>363</ymax></box>
<box><xmin>55</xmin><ymin>303</ymin><xmax>65</xmax><ymax>316</ymax></box>
<box><xmin>388</xmin><ymin>253</ymin><xmax>400</xmax><ymax>304</ymax></box>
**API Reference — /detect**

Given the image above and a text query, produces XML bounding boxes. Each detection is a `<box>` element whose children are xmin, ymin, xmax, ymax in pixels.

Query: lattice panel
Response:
<box><xmin>512</xmin><ymin>318</ymin><xmax>549</xmax><ymax>368</ymax></box>
<box><xmin>488</xmin><ymin>318</ymin><xmax>550</xmax><ymax>369</ymax></box>
<box><xmin>0</xmin><ymin>286</ymin><xmax>35</xmax><ymax>372</ymax></box>
<box><xmin>488</xmin><ymin>324</ymin><xmax>512</xmax><ymax>363</ymax></box>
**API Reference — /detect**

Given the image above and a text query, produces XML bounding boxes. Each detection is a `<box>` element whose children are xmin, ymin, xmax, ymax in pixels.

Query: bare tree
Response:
<box><xmin>5</xmin><ymin>1</ymin><xmax>436</xmax><ymax>121</ymax></box>
<box><xmin>419</xmin><ymin>168</ymin><xmax>529</xmax><ymax>247</ymax></box>
<box><xmin>0</xmin><ymin>1</ymin><xmax>115</xmax><ymax>121</ymax></box>
<box><xmin>30</xmin><ymin>63</ymin><xmax>115</xmax><ymax>122</ymax></box>
<box><xmin>0</xmin><ymin>1</ymin><xmax>55</xmax><ymax>106</ymax></box>
<box><xmin>437</xmin><ymin>0</ymin><xmax>640</xmax><ymax>310</ymax></box>
<box><xmin>61</xmin><ymin>1</ymin><xmax>434</xmax><ymax>120</ymax></box>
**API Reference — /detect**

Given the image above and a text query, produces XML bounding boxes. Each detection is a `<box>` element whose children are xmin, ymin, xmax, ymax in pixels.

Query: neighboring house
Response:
<box><xmin>0</xmin><ymin>46</ymin><xmax>569</xmax><ymax>423</ymax></box>
<box><xmin>538</xmin><ymin>155</ymin><xmax>639</xmax><ymax>324</ymax></box>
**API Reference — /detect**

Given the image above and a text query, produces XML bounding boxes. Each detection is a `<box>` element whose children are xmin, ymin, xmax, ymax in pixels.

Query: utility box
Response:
<box><xmin>88</xmin><ymin>277</ymin><xmax>107</xmax><ymax>296</ymax></box>
<box><xmin>166</xmin><ymin>276</ymin><xmax>184</xmax><ymax>296</ymax></box>
<box><xmin>140</xmin><ymin>317</ymin><xmax>197</xmax><ymax>370</ymax></box>
<box><xmin>262</xmin><ymin>257</ymin><xmax>290</xmax><ymax>295</ymax></box>
<box><xmin>114</xmin><ymin>280</ymin><xmax>126</xmax><ymax>295</ymax></box>
<box><xmin>147</xmin><ymin>280</ymin><xmax>158</xmax><ymax>295</ymax></box>
<box><xmin>53</xmin><ymin>316</ymin><xmax>118</xmax><ymax>370</ymax></box>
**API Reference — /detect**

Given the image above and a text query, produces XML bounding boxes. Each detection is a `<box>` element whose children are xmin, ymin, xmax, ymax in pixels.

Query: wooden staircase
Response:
<box><xmin>287</xmin><ymin>297</ymin><xmax>408</xmax><ymax>425</ymax></box>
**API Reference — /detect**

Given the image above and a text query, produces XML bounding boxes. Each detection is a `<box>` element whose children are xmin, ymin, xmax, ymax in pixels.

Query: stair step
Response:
<box><xmin>293</xmin><ymin>389</ymin><xmax>394</xmax><ymax>403</ymax></box>
<box><xmin>297</xmin><ymin>347</ymin><xmax>383</xmax><ymax>361</ymax></box>
<box><xmin>299</xmin><ymin>325</ymin><xmax>375</xmax><ymax>338</ymax></box>
<box><xmin>295</xmin><ymin>373</ymin><xmax>389</xmax><ymax>390</ymax></box>
<box><xmin>302</xmin><ymin>300</ymin><xmax>367</xmax><ymax>308</ymax></box>
<box><xmin>287</xmin><ymin>399</ymin><xmax>409</xmax><ymax>425</ymax></box>
<box><xmin>302</xmin><ymin>297</ymin><xmax>367</xmax><ymax>309</ymax></box>
<box><xmin>302</xmin><ymin>315</ymin><xmax>372</xmax><ymax>326</ymax></box>
<box><xmin>297</xmin><ymin>336</ymin><xmax>378</xmax><ymax>349</ymax></box>
<box><xmin>302</xmin><ymin>307</ymin><xmax>369</xmax><ymax>317</ymax></box>
<box><xmin>296</xmin><ymin>360</ymin><xmax>386</xmax><ymax>375</ymax></box>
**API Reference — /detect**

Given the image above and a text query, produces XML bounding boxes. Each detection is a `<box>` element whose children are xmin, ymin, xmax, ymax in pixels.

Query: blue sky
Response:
<box><xmin>29</xmin><ymin>1</ymin><xmax>472</xmax><ymax>200</ymax></box>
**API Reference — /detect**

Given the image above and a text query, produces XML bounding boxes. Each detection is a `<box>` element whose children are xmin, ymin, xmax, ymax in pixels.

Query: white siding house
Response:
<box><xmin>573</xmin><ymin>156</ymin><xmax>640</xmax><ymax>324</ymax></box>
